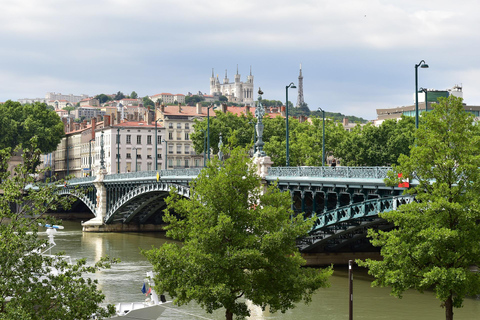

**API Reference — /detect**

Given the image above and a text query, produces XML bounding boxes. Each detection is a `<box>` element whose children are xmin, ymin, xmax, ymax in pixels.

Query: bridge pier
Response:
<box><xmin>82</xmin><ymin>167</ymin><xmax>108</xmax><ymax>229</ymax></box>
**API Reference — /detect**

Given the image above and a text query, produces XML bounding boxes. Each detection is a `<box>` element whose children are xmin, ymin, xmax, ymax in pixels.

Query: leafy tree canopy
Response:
<box><xmin>0</xmin><ymin>100</ymin><xmax>64</xmax><ymax>155</ymax></box>
<box><xmin>0</xmin><ymin>143</ymin><xmax>117</xmax><ymax>319</ymax></box>
<box><xmin>185</xmin><ymin>95</ymin><xmax>205</xmax><ymax>106</ymax></box>
<box><xmin>95</xmin><ymin>94</ymin><xmax>112</xmax><ymax>104</ymax></box>
<box><xmin>142</xmin><ymin>96</ymin><xmax>155</xmax><ymax>107</ymax></box>
<box><xmin>357</xmin><ymin>96</ymin><xmax>480</xmax><ymax>320</ymax></box>
<box><xmin>143</xmin><ymin>148</ymin><xmax>332</xmax><ymax>320</ymax></box>
<box><xmin>130</xmin><ymin>91</ymin><xmax>138</xmax><ymax>99</ymax></box>
<box><xmin>114</xmin><ymin>91</ymin><xmax>125</xmax><ymax>101</ymax></box>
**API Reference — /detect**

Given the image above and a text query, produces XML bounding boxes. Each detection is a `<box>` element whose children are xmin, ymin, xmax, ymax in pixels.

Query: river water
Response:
<box><xmin>45</xmin><ymin>221</ymin><xmax>480</xmax><ymax>319</ymax></box>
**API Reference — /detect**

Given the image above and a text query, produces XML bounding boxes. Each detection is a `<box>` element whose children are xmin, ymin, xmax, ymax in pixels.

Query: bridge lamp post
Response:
<box><xmin>116</xmin><ymin>127</ymin><xmax>124</xmax><ymax>174</ymax></box>
<box><xmin>133</xmin><ymin>147</ymin><xmax>138</xmax><ymax>172</ymax></box>
<box><xmin>207</xmin><ymin>104</ymin><xmax>217</xmax><ymax>161</ymax></box>
<box><xmin>249</xmin><ymin>121</ymin><xmax>257</xmax><ymax>154</ymax></box>
<box><xmin>415</xmin><ymin>60</ymin><xmax>429</xmax><ymax>129</ymax></box>
<box><xmin>162</xmin><ymin>139</ymin><xmax>167</xmax><ymax>170</ymax></box>
<box><xmin>419</xmin><ymin>87</ymin><xmax>428</xmax><ymax>112</ymax></box>
<box><xmin>89</xmin><ymin>138</ymin><xmax>95</xmax><ymax>176</ymax></box>
<box><xmin>317</xmin><ymin>107</ymin><xmax>326</xmax><ymax>167</ymax></box>
<box><xmin>154</xmin><ymin>118</ymin><xmax>163</xmax><ymax>171</ymax></box>
<box><xmin>285</xmin><ymin>82</ymin><xmax>296</xmax><ymax>167</ymax></box>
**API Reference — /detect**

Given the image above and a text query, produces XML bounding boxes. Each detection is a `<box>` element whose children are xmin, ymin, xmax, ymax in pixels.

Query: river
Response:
<box><xmin>45</xmin><ymin>220</ymin><xmax>480</xmax><ymax>319</ymax></box>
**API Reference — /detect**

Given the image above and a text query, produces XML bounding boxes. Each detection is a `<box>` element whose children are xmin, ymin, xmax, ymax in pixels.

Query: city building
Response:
<box><xmin>149</xmin><ymin>93</ymin><xmax>186</xmax><ymax>104</ymax></box>
<box><xmin>209</xmin><ymin>67</ymin><xmax>254</xmax><ymax>105</ymax></box>
<box><xmin>374</xmin><ymin>85</ymin><xmax>475</xmax><ymax>125</ymax></box>
<box><xmin>73</xmin><ymin>107</ymin><xmax>106</xmax><ymax>120</ymax></box>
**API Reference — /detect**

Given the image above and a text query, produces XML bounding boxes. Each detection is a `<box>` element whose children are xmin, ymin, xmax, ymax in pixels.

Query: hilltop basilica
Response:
<box><xmin>209</xmin><ymin>67</ymin><xmax>254</xmax><ymax>105</ymax></box>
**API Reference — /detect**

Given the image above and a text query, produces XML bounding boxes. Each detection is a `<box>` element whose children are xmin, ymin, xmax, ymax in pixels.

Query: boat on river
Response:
<box><xmin>106</xmin><ymin>271</ymin><xmax>170</xmax><ymax>319</ymax></box>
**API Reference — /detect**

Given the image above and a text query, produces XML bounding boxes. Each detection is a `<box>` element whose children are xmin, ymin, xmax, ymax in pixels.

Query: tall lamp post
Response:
<box><xmin>317</xmin><ymin>107</ymin><xmax>326</xmax><ymax>167</ymax></box>
<box><xmin>285</xmin><ymin>82</ymin><xmax>296</xmax><ymax>166</ymax></box>
<box><xmin>249</xmin><ymin>121</ymin><xmax>257</xmax><ymax>154</ymax></box>
<box><xmin>116</xmin><ymin>127</ymin><xmax>124</xmax><ymax>174</ymax></box>
<box><xmin>162</xmin><ymin>139</ymin><xmax>168</xmax><ymax>170</ymax></box>
<box><xmin>154</xmin><ymin>118</ymin><xmax>163</xmax><ymax>171</ymax></box>
<box><xmin>132</xmin><ymin>147</ymin><xmax>138</xmax><ymax>172</ymax></box>
<box><xmin>419</xmin><ymin>87</ymin><xmax>428</xmax><ymax>112</ymax></box>
<box><xmin>415</xmin><ymin>60</ymin><xmax>429</xmax><ymax>129</ymax></box>
<box><xmin>89</xmin><ymin>138</ymin><xmax>95</xmax><ymax>176</ymax></box>
<box><xmin>207</xmin><ymin>104</ymin><xmax>217</xmax><ymax>161</ymax></box>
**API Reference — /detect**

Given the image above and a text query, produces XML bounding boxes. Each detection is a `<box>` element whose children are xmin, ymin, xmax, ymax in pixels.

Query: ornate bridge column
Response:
<box><xmin>82</xmin><ymin>167</ymin><xmax>107</xmax><ymax>228</ymax></box>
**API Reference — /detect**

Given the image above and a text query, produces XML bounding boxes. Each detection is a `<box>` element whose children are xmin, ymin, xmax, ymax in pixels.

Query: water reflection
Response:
<box><xmin>47</xmin><ymin>221</ymin><xmax>480</xmax><ymax>320</ymax></box>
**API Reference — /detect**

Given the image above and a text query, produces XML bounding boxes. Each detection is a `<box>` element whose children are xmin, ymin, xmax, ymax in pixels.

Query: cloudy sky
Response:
<box><xmin>1</xmin><ymin>0</ymin><xmax>479</xmax><ymax>120</ymax></box>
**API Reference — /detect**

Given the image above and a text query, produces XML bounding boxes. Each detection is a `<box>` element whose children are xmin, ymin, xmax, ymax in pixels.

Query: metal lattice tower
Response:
<box><xmin>296</xmin><ymin>63</ymin><xmax>304</xmax><ymax>108</ymax></box>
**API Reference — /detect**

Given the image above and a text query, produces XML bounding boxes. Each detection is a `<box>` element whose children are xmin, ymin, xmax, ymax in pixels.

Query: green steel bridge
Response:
<box><xmin>61</xmin><ymin>166</ymin><xmax>412</xmax><ymax>253</ymax></box>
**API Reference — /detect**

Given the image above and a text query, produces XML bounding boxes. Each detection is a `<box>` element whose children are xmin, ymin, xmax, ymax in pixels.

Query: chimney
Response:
<box><xmin>178</xmin><ymin>103</ymin><xmax>182</xmax><ymax>113</ymax></box>
<box><xmin>104</xmin><ymin>115</ymin><xmax>111</xmax><ymax>127</ymax></box>
<box><xmin>91</xmin><ymin>117</ymin><xmax>96</xmax><ymax>140</ymax></box>
<box><xmin>134</xmin><ymin>111</ymin><xmax>138</xmax><ymax>121</ymax></box>
<box><xmin>343</xmin><ymin>117</ymin><xmax>349</xmax><ymax>126</ymax></box>
<box><xmin>160</xmin><ymin>104</ymin><xmax>165</xmax><ymax>113</ymax></box>
<box><xmin>280</xmin><ymin>106</ymin><xmax>286</xmax><ymax>117</ymax></box>
<box><xmin>196</xmin><ymin>103</ymin><xmax>202</xmax><ymax>115</ymax></box>
<box><xmin>116</xmin><ymin>112</ymin><xmax>121</xmax><ymax>124</ymax></box>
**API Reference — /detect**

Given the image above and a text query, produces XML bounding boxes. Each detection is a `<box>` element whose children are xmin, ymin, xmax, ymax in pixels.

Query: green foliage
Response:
<box><xmin>218</xmin><ymin>95</ymin><xmax>228</xmax><ymax>102</ymax></box>
<box><xmin>357</xmin><ymin>96</ymin><xmax>480</xmax><ymax>320</ymax></box>
<box><xmin>310</xmin><ymin>110</ymin><xmax>368</xmax><ymax>123</ymax></box>
<box><xmin>130</xmin><ymin>91</ymin><xmax>138</xmax><ymax>99</ymax></box>
<box><xmin>185</xmin><ymin>95</ymin><xmax>205</xmax><ymax>106</ymax></box>
<box><xmin>0</xmin><ymin>144</ymin><xmax>117</xmax><ymax>319</ymax></box>
<box><xmin>0</xmin><ymin>100</ymin><xmax>65</xmax><ymax>155</ymax></box>
<box><xmin>335</xmin><ymin>116</ymin><xmax>414</xmax><ymax>166</ymax></box>
<box><xmin>95</xmin><ymin>94</ymin><xmax>112</xmax><ymax>104</ymax></box>
<box><xmin>142</xmin><ymin>96</ymin><xmax>155</xmax><ymax>107</ymax></box>
<box><xmin>114</xmin><ymin>91</ymin><xmax>125</xmax><ymax>100</ymax></box>
<box><xmin>143</xmin><ymin>148</ymin><xmax>332</xmax><ymax>320</ymax></box>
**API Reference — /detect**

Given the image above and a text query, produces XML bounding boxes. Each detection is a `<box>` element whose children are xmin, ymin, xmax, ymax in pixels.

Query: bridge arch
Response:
<box><xmin>299</xmin><ymin>196</ymin><xmax>414</xmax><ymax>253</ymax></box>
<box><xmin>104</xmin><ymin>182</ymin><xmax>191</xmax><ymax>224</ymax></box>
<box><xmin>57</xmin><ymin>188</ymin><xmax>97</xmax><ymax>216</ymax></box>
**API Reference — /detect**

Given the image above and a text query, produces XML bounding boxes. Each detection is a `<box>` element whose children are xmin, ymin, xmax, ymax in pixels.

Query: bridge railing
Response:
<box><xmin>267</xmin><ymin>166</ymin><xmax>391</xmax><ymax>179</ymax></box>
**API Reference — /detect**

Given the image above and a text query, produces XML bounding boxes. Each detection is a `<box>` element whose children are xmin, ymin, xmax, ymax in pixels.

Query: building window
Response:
<box><xmin>168</xmin><ymin>159</ymin><xmax>173</xmax><ymax>168</ymax></box>
<box><xmin>136</xmin><ymin>154</ymin><xmax>141</xmax><ymax>159</ymax></box>
<box><xmin>169</xmin><ymin>123</ymin><xmax>173</xmax><ymax>129</ymax></box>
<box><xmin>157</xmin><ymin>153</ymin><xmax>162</xmax><ymax>159</ymax></box>
<box><xmin>126</xmin><ymin>153</ymin><xmax>131</xmax><ymax>159</ymax></box>
<box><xmin>185</xmin><ymin>145</ymin><xmax>190</xmax><ymax>154</ymax></box>
<box><xmin>147</xmin><ymin>163</ymin><xmax>152</xmax><ymax>171</ymax></box>
<box><xmin>157</xmin><ymin>135</ymin><xmax>162</xmax><ymax>144</ymax></box>
<box><xmin>177</xmin><ymin>123</ymin><xmax>181</xmax><ymax>129</ymax></box>
<box><xmin>195</xmin><ymin>159</ymin><xmax>200</xmax><ymax>167</ymax></box>
<box><xmin>137</xmin><ymin>135</ymin><xmax>142</xmax><ymax>144</ymax></box>
<box><xmin>168</xmin><ymin>132</ymin><xmax>173</xmax><ymax>140</ymax></box>
<box><xmin>184</xmin><ymin>132</ymin><xmax>189</xmax><ymax>140</ymax></box>
<box><xmin>184</xmin><ymin>159</ymin><xmax>189</xmax><ymax>168</ymax></box>
<box><xmin>168</xmin><ymin>145</ymin><xmax>173</xmax><ymax>154</ymax></box>
<box><xmin>177</xmin><ymin>132</ymin><xmax>182</xmax><ymax>140</ymax></box>
<box><xmin>147</xmin><ymin>135</ymin><xmax>152</xmax><ymax>145</ymax></box>
<box><xmin>176</xmin><ymin>159</ymin><xmax>181</xmax><ymax>167</ymax></box>
<box><xmin>176</xmin><ymin>145</ymin><xmax>182</xmax><ymax>154</ymax></box>
<box><xmin>126</xmin><ymin>135</ymin><xmax>131</xmax><ymax>144</ymax></box>
<box><xmin>185</xmin><ymin>123</ymin><xmax>189</xmax><ymax>130</ymax></box>
<box><xmin>147</xmin><ymin>155</ymin><xmax>152</xmax><ymax>159</ymax></box>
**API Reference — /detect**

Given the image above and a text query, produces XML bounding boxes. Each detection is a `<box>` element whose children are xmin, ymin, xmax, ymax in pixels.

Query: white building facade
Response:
<box><xmin>209</xmin><ymin>67</ymin><xmax>254</xmax><ymax>105</ymax></box>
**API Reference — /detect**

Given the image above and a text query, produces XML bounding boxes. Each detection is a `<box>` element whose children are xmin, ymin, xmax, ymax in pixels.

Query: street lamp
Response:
<box><xmin>132</xmin><ymin>147</ymin><xmax>138</xmax><ymax>172</ymax></box>
<box><xmin>154</xmin><ymin>118</ymin><xmax>163</xmax><ymax>171</ymax></box>
<box><xmin>415</xmin><ymin>60</ymin><xmax>429</xmax><ymax>129</ymax></box>
<box><xmin>249</xmin><ymin>120</ymin><xmax>257</xmax><ymax>154</ymax></box>
<box><xmin>89</xmin><ymin>138</ymin><xmax>95</xmax><ymax>176</ymax></box>
<box><xmin>162</xmin><ymin>139</ymin><xmax>168</xmax><ymax>170</ymax></box>
<box><xmin>317</xmin><ymin>107</ymin><xmax>326</xmax><ymax>167</ymax></box>
<box><xmin>419</xmin><ymin>87</ymin><xmax>428</xmax><ymax>112</ymax></box>
<box><xmin>207</xmin><ymin>104</ymin><xmax>217</xmax><ymax>161</ymax></box>
<box><xmin>116</xmin><ymin>127</ymin><xmax>124</xmax><ymax>173</ymax></box>
<box><xmin>285</xmin><ymin>82</ymin><xmax>296</xmax><ymax>166</ymax></box>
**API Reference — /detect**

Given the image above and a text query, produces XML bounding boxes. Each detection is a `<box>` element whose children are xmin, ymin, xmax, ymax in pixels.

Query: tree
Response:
<box><xmin>218</xmin><ymin>95</ymin><xmax>228</xmax><ymax>102</ymax></box>
<box><xmin>335</xmin><ymin>116</ymin><xmax>414</xmax><ymax>166</ymax></box>
<box><xmin>142</xmin><ymin>96</ymin><xmax>155</xmax><ymax>108</ymax></box>
<box><xmin>0</xmin><ymin>101</ymin><xmax>65</xmax><ymax>155</ymax></box>
<box><xmin>114</xmin><ymin>91</ymin><xmax>125</xmax><ymax>101</ymax></box>
<box><xmin>357</xmin><ymin>96</ymin><xmax>480</xmax><ymax>320</ymax></box>
<box><xmin>185</xmin><ymin>95</ymin><xmax>204</xmax><ymax>106</ymax></box>
<box><xmin>0</xmin><ymin>143</ymin><xmax>116</xmax><ymax>319</ymax></box>
<box><xmin>130</xmin><ymin>91</ymin><xmax>138</xmax><ymax>99</ymax></box>
<box><xmin>95</xmin><ymin>94</ymin><xmax>112</xmax><ymax>104</ymax></box>
<box><xmin>143</xmin><ymin>148</ymin><xmax>332</xmax><ymax>320</ymax></box>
